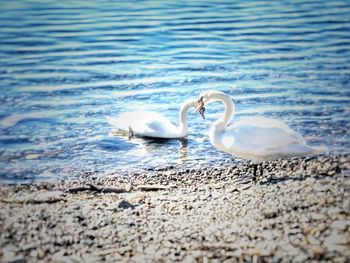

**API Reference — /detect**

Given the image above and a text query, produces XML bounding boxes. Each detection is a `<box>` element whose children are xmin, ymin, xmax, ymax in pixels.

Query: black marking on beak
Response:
<box><xmin>196</xmin><ymin>96</ymin><xmax>204</xmax><ymax>111</ymax></box>
<box><xmin>196</xmin><ymin>96</ymin><xmax>205</xmax><ymax>119</ymax></box>
<box><xmin>198</xmin><ymin>107</ymin><xmax>205</xmax><ymax>119</ymax></box>
<box><xmin>128</xmin><ymin>126</ymin><xmax>134</xmax><ymax>140</ymax></box>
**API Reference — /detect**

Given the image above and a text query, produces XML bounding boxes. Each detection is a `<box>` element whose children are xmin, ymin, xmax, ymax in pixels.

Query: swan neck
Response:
<box><xmin>178</xmin><ymin>100</ymin><xmax>196</xmax><ymax>135</ymax></box>
<box><xmin>212</xmin><ymin>93</ymin><xmax>235</xmax><ymax>129</ymax></box>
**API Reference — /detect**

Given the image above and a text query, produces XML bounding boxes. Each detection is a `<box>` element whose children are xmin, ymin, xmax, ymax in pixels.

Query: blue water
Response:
<box><xmin>1</xmin><ymin>0</ymin><xmax>349</xmax><ymax>183</ymax></box>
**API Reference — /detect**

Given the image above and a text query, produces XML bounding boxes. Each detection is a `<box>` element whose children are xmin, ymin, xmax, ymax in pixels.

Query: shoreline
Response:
<box><xmin>1</xmin><ymin>154</ymin><xmax>349</xmax><ymax>262</ymax></box>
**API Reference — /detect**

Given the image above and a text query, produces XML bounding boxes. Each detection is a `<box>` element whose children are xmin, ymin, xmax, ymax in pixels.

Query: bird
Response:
<box><xmin>196</xmin><ymin>90</ymin><xmax>327</xmax><ymax>180</ymax></box>
<box><xmin>107</xmin><ymin>99</ymin><xmax>198</xmax><ymax>139</ymax></box>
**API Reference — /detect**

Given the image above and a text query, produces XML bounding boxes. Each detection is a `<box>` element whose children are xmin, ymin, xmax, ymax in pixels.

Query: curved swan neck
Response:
<box><xmin>178</xmin><ymin>100</ymin><xmax>196</xmax><ymax>135</ymax></box>
<box><xmin>209</xmin><ymin>92</ymin><xmax>235</xmax><ymax>130</ymax></box>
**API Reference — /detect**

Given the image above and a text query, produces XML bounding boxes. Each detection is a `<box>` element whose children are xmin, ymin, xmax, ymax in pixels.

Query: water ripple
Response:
<box><xmin>0</xmin><ymin>0</ymin><xmax>349</xmax><ymax>182</ymax></box>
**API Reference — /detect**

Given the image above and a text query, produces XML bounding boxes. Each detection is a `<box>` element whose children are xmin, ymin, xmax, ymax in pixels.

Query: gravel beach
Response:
<box><xmin>1</xmin><ymin>154</ymin><xmax>349</xmax><ymax>262</ymax></box>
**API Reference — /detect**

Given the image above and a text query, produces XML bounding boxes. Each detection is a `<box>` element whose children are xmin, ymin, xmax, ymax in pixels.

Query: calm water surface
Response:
<box><xmin>1</xmin><ymin>0</ymin><xmax>349</xmax><ymax>183</ymax></box>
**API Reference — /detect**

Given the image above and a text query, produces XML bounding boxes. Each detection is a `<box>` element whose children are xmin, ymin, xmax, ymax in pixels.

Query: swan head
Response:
<box><xmin>196</xmin><ymin>96</ymin><xmax>206</xmax><ymax>119</ymax></box>
<box><xmin>196</xmin><ymin>90</ymin><xmax>226</xmax><ymax>119</ymax></box>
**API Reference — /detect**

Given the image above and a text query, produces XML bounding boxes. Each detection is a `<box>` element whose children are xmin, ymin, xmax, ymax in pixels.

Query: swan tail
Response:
<box><xmin>311</xmin><ymin>145</ymin><xmax>328</xmax><ymax>155</ymax></box>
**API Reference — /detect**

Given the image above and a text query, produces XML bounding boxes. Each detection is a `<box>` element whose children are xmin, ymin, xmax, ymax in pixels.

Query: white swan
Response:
<box><xmin>196</xmin><ymin>90</ymin><xmax>327</xmax><ymax>179</ymax></box>
<box><xmin>107</xmin><ymin>99</ymin><xmax>197</xmax><ymax>139</ymax></box>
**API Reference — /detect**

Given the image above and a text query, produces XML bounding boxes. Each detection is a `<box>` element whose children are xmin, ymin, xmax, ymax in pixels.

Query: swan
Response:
<box><xmin>196</xmin><ymin>90</ymin><xmax>327</xmax><ymax>180</ymax></box>
<box><xmin>107</xmin><ymin>99</ymin><xmax>198</xmax><ymax>139</ymax></box>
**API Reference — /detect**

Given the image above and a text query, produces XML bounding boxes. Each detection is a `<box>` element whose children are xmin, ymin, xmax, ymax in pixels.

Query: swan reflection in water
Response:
<box><xmin>109</xmin><ymin>130</ymin><xmax>190</xmax><ymax>163</ymax></box>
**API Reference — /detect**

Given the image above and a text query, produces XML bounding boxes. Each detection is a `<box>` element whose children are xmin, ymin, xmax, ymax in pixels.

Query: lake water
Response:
<box><xmin>1</xmin><ymin>0</ymin><xmax>349</xmax><ymax>183</ymax></box>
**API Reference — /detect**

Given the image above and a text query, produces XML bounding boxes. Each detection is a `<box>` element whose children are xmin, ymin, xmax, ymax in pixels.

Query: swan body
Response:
<box><xmin>107</xmin><ymin>99</ymin><xmax>197</xmax><ymax>139</ymax></box>
<box><xmin>198</xmin><ymin>90</ymin><xmax>327</xmax><ymax>163</ymax></box>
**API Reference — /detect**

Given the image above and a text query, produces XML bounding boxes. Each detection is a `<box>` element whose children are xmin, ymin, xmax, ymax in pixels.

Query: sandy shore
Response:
<box><xmin>1</xmin><ymin>154</ymin><xmax>349</xmax><ymax>262</ymax></box>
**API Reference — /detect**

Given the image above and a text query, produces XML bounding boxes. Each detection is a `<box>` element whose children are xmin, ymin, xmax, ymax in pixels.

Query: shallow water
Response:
<box><xmin>0</xmin><ymin>0</ymin><xmax>349</xmax><ymax>183</ymax></box>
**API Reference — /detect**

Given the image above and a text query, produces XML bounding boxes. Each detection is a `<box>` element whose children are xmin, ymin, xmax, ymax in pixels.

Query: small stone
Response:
<box><xmin>6</xmin><ymin>256</ymin><xmax>26</xmax><ymax>263</ymax></box>
<box><xmin>240</xmin><ymin>185</ymin><xmax>251</xmax><ymax>191</ymax></box>
<box><xmin>327</xmin><ymin>170</ymin><xmax>336</xmax><ymax>176</ymax></box>
<box><xmin>125</xmin><ymin>192</ymin><xmax>146</xmax><ymax>204</ymax></box>
<box><xmin>294</xmin><ymin>251</ymin><xmax>308</xmax><ymax>262</ymax></box>
<box><xmin>182</xmin><ymin>254</ymin><xmax>196</xmax><ymax>262</ymax></box>
<box><xmin>323</xmin><ymin>230</ymin><xmax>348</xmax><ymax>252</ymax></box>
<box><xmin>117</xmin><ymin>200</ymin><xmax>135</xmax><ymax>209</ymax></box>
<box><xmin>33</xmin><ymin>191</ymin><xmax>65</xmax><ymax>203</ymax></box>
<box><xmin>263</xmin><ymin>209</ymin><xmax>279</xmax><ymax>219</ymax></box>
<box><xmin>1</xmin><ymin>245</ymin><xmax>18</xmax><ymax>262</ymax></box>
<box><xmin>82</xmin><ymin>254</ymin><xmax>101</xmax><ymax>263</ymax></box>
<box><xmin>191</xmin><ymin>250</ymin><xmax>203</xmax><ymax>258</ymax></box>
<box><xmin>283</xmin><ymin>244</ymin><xmax>300</xmax><ymax>256</ymax></box>
<box><xmin>309</xmin><ymin>246</ymin><xmax>325</xmax><ymax>258</ymax></box>
<box><xmin>51</xmin><ymin>251</ymin><xmax>72</xmax><ymax>263</ymax></box>
<box><xmin>311</xmin><ymin>213</ymin><xmax>325</xmax><ymax>221</ymax></box>
<box><xmin>331</xmin><ymin>220</ymin><xmax>350</xmax><ymax>231</ymax></box>
<box><xmin>305</xmin><ymin>177</ymin><xmax>316</xmax><ymax>183</ymax></box>
<box><xmin>261</xmin><ymin>230</ymin><xmax>275</xmax><ymax>241</ymax></box>
<box><xmin>30</xmin><ymin>249</ymin><xmax>37</xmax><ymax>258</ymax></box>
<box><xmin>137</xmin><ymin>184</ymin><xmax>168</xmax><ymax>191</ymax></box>
<box><xmin>37</xmin><ymin>248</ymin><xmax>46</xmax><ymax>259</ymax></box>
<box><xmin>25</xmin><ymin>153</ymin><xmax>41</xmax><ymax>160</ymax></box>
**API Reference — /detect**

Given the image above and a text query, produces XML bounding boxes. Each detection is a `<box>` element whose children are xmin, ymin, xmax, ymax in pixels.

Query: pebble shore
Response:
<box><xmin>1</xmin><ymin>154</ymin><xmax>349</xmax><ymax>262</ymax></box>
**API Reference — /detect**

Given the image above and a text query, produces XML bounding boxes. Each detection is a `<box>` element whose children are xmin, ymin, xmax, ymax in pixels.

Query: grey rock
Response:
<box><xmin>117</xmin><ymin>200</ymin><xmax>135</xmax><ymax>209</ymax></box>
<box><xmin>330</xmin><ymin>220</ymin><xmax>350</xmax><ymax>231</ymax></box>
<box><xmin>323</xmin><ymin>230</ymin><xmax>348</xmax><ymax>252</ymax></box>
<box><xmin>261</xmin><ymin>230</ymin><xmax>276</xmax><ymax>241</ymax></box>
<box><xmin>7</xmin><ymin>256</ymin><xmax>26</xmax><ymax>263</ymax></box>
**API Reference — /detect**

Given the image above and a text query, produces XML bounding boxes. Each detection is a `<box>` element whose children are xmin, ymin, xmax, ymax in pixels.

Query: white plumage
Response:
<box><xmin>197</xmin><ymin>90</ymin><xmax>327</xmax><ymax>164</ymax></box>
<box><xmin>107</xmin><ymin>99</ymin><xmax>197</xmax><ymax>139</ymax></box>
